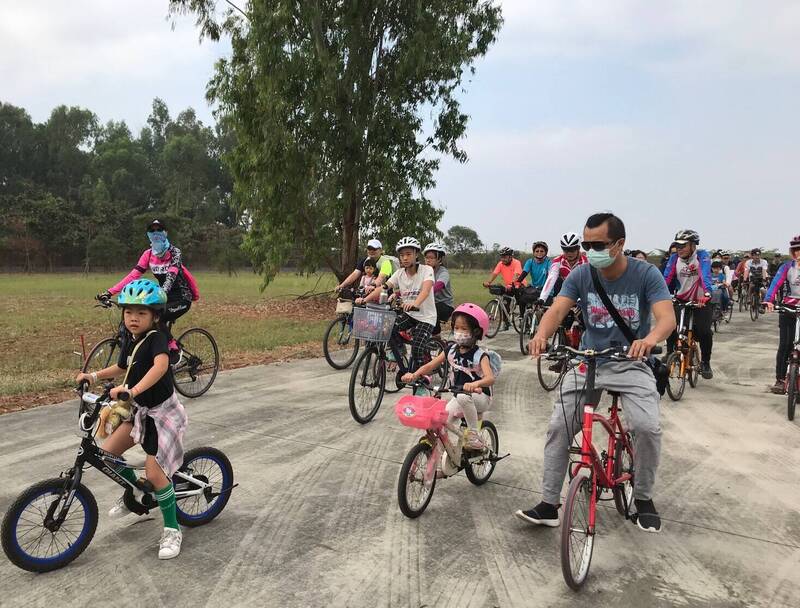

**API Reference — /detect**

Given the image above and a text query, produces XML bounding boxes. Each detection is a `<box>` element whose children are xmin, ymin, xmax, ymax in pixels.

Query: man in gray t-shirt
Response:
<box><xmin>514</xmin><ymin>213</ymin><xmax>676</xmax><ymax>535</ymax></box>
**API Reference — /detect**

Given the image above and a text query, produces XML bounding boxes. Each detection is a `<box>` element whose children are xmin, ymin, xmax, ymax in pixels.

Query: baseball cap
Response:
<box><xmin>367</xmin><ymin>238</ymin><xmax>382</xmax><ymax>249</ymax></box>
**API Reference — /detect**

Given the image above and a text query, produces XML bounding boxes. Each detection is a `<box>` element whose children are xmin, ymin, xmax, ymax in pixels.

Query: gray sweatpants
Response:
<box><xmin>541</xmin><ymin>360</ymin><xmax>661</xmax><ymax>505</ymax></box>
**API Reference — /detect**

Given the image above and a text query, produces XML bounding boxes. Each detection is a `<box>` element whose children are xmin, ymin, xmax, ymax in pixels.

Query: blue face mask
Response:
<box><xmin>587</xmin><ymin>248</ymin><xmax>616</xmax><ymax>269</ymax></box>
<box><xmin>147</xmin><ymin>231</ymin><xmax>170</xmax><ymax>255</ymax></box>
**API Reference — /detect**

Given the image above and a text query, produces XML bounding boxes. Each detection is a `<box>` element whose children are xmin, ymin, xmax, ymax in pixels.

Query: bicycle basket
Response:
<box><xmin>352</xmin><ymin>304</ymin><xmax>396</xmax><ymax>342</ymax></box>
<box><xmin>488</xmin><ymin>285</ymin><xmax>507</xmax><ymax>296</ymax></box>
<box><xmin>336</xmin><ymin>299</ymin><xmax>354</xmax><ymax>315</ymax></box>
<box><xmin>519</xmin><ymin>286</ymin><xmax>541</xmax><ymax>305</ymax></box>
<box><xmin>395</xmin><ymin>395</ymin><xmax>448</xmax><ymax>430</ymax></box>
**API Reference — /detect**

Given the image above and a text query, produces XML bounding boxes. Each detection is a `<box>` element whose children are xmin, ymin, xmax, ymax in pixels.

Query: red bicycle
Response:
<box><xmin>552</xmin><ymin>343</ymin><xmax>661</xmax><ymax>590</ymax></box>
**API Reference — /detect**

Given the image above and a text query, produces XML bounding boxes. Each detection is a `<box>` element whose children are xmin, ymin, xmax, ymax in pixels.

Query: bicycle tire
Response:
<box><xmin>788</xmin><ymin>362</ymin><xmax>798</xmax><ymax>421</ymax></box>
<box><xmin>612</xmin><ymin>435</ymin><xmax>634</xmax><ymax>516</ymax></box>
<box><xmin>1</xmin><ymin>478</ymin><xmax>98</xmax><ymax>573</ymax></box>
<box><xmin>560</xmin><ymin>470</ymin><xmax>595</xmax><ymax>590</ymax></box>
<box><xmin>173</xmin><ymin>327</ymin><xmax>220</xmax><ymax>398</ymax></box>
<box><xmin>81</xmin><ymin>337</ymin><xmax>120</xmax><ymax>373</ymax></box>
<box><xmin>739</xmin><ymin>291</ymin><xmax>745</xmax><ymax>312</ymax></box>
<box><xmin>750</xmin><ymin>294</ymin><xmax>759</xmax><ymax>321</ymax></box>
<box><xmin>537</xmin><ymin>329</ymin><xmax>566</xmax><ymax>392</ymax></box>
<box><xmin>484</xmin><ymin>299</ymin><xmax>501</xmax><ymax>338</ymax></box>
<box><xmin>348</xmin><ymin>347</ymin><xmax>386</xmax><ymax>424</ymax></box>
<box><xmin>175</xmin><ymin>447</ymin><xmax>234</xmax><ymax>527</ymax></box>
<box><xmin>322</xmin><ymin>316</ymin><xmax>359</xmax><ymax>370</ymax></box>
<box><xmin>464</xmin><ymin>421</ymin><xmax>499</xmax><ymax>485</ymax></box>
<box><xmin>665</xmin><ymin>351</ymin><xmax>685</xmax><ymax>401</ymax></box>
<box><xmin>519</xmin><ymin>309</ymin><xmax>533</xmax><ymax>355</ymax></box>
<box><xmin>511</xmin><ymin>304</ymin><xmax>521</xmax><ymax>334</ymax></box>
<box><xmin>687</xmin><ymin>345</ymin><xmax>700</xmax><ymax>388</ymax></box>
<box><xmin>725</xmin><ymin>301</ymin><xmax>733</xmax><ymax>323</ymax></box>
<box><xmin>397</xmin><ymin>442</ymin><xmax>436</xmax><ymax>518</ymax></box>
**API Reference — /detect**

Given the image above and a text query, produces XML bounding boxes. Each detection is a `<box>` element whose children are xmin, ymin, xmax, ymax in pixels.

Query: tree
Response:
<box><xmin>169</xmin><ymin>0</ymin><xmax>502</xmax><ymax>282</ymax></box>
<box><xmin>444</xmin><ymin>224</ymin><xmax>483</xmax><ymax>271</ymax></box>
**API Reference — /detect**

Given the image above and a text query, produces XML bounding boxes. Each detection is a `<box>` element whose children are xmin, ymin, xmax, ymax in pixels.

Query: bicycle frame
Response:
<box><xmin>674</xmin><ymin>304</ymin><xmax>696</xmax><ymax>377</ymax></box>
<box><xmin>569</xmin><ymin>358</ymin><xmax>634</xmax><ymax>531</ymax></box>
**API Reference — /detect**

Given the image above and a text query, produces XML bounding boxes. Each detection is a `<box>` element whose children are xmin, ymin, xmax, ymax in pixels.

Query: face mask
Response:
<box><xmin>587</xmin><ymin>248</ymin><xmax>616</xmax><ymax>269</ymax></box>
<box><xmin>453</xmin><ymin>330</ymin><xmax>473</xmax><ymax>345</ymax></box>
<box><xmin>148</xmin><ymin>231</ymin><xmax>170</xmax><ymax>255</ymax></box>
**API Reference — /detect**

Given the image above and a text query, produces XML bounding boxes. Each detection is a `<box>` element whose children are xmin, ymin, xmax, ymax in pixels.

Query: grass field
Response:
<box><xmin>0</xmin><ymin>269</ymin><xmax>491</xmax><ymax>410</ymax></box>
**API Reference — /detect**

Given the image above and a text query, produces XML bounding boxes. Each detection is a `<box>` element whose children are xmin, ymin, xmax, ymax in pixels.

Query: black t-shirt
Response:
<box><xmin>449</xmin><ymin>344</ymin><xmax>491</xmax><ymax>396</ymax></box>
<box><xmin>355</xmin><ymin>256</ymin><xmax>368</xmax><ymax>273</ymax></box>
<box><xmin>117</xmin><ymin>330</ymin><xmax>174</xmax><ymax>408</ymax></box>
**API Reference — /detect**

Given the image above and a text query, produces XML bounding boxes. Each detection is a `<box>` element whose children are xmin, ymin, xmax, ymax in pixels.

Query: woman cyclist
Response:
<box><xmin>100</xmin><ymin>219</ymin><xmax>199</xmax><ymax>359</ymax></box>
<box><xmin>423</xmin><ymin>242</ymin><xmax>454</xmax><ymax>335</ymax></box>
<box><xmin>517</xmin><ymin>241</ymin><xmax>550</xmax><ymax>289</ymax></box>
<box><xmin>764</xmin><ymin>236</ymin><xmax>800</xmax><ymax>394</ymax></box>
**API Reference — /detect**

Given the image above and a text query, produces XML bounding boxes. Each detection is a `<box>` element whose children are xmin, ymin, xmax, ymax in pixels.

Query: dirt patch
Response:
<box><xmin>206</xmin><ymin>295</ymin><xmax>334</xmax><ymax>322</ymax></box>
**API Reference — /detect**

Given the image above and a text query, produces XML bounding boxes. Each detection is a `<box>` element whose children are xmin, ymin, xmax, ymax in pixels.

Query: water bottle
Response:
<box><xmin>379</xmin><ymin>289</ymin><xmax>388</xmax><ymax>305</ymax></box>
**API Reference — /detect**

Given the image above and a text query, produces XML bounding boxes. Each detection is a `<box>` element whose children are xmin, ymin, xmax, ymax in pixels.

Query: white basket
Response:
<box><xmin>336</xmin><ymin>299</ymin><xmax>354</xmax><ymax>315</ymax></box>
<box><xmin>352</xmin><ymin>305</ymin><xmax>397</xmax><ymax>342</ymax></box>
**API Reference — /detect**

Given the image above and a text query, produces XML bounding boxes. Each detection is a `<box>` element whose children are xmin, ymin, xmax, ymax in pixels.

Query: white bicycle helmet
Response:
<box><xmin>395</xmin><ymin>236</ymin><xmax>421</xmax><ymax>252</ymax></box>
<box><xmin>423</xmin><ymin>242</ymin><xmax>447</xmax><ymax>255</ymax></box>
<box><xmin>674</xmin><ymin>229</ymin><xmax>700</xmax><ymax>244</ymax></box>
<box><xmin>560</xmin><ymin>232</ymin><xmax>581</xmax><ymax>248</ymax></box>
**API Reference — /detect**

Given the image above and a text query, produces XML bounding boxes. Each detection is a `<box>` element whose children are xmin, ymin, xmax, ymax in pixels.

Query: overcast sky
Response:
<box><xmin>2</xmin><ymin>1</ymin><xmax>797</xmax><ymax>252</ymax></box>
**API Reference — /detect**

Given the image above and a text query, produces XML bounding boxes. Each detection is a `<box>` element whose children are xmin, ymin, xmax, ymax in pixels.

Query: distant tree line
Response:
<box><xmin>0</xmin><ymin>98</ymin><xmax>249</xmax><ymax>273</ymax></box>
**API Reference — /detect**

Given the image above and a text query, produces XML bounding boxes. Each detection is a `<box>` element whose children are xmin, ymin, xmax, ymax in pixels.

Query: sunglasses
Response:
<box><xmin>580</xmin><ymin>240</ymin><xmax>617</xmax><ymax>252</ymax></box>
<box><xmin>561</xmin><ymin>246</ymin><xmax>580</xmax><ymax>253</ymax></box>
<box><xmin>149</xmin><ymin>227</ymin><xmax>165</xmax><ymax>232</ymax></box>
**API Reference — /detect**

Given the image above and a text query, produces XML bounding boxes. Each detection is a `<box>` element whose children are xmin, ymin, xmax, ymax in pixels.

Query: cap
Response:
<box><xmin>148</xmin><ymin>219</ymin><xmax>166</xmax><ymax>230</ymax></box>
<box><xmin>366</xmin><ymin>239</ymin><xmax>382</xmax><ymax>249</ymax></box>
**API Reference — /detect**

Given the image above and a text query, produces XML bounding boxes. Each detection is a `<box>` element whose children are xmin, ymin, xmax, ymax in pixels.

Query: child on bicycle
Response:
<box><xmin>710</xmin><ymin>260</ymin><xmax>731</xmax><ymax>313</ymax></box>
<box><xmin>402</xmin><ymin>303</ymin><xmax>495</xmax><ymax>450</ymax></box>
<box><xmin>76</xmin><ymin>278</ymin><xmax>187</xmax><ymax>560</ymax></box>
<box><xmin>358</xmin><ymin>237</ymin><xmax>437</xmax><ymax>373</ymax></box>
<box><xmin>359</xmin><ymin>257</ymin><xmax>378</xmax><ymax>293</ymax></box>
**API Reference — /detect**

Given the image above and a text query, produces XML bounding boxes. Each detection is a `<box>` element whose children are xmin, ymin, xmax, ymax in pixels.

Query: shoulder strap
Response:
<box><xmin>121</xmin><ymin>330</ymin><xmax>158</xmax><ymax>389</ymax></box>
<box><xmin>589</xmin><ymin>266</ymin><xmax>636</xmax><ymax>345</ymax></box>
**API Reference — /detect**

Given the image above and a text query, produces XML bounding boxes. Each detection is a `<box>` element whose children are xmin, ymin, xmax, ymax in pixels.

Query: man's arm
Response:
<box><xmin>337</xmin><ymin>269</ymin><xmax>362</xmax><ymax>290</ymax></box>
<box><xmin>529</xmin><ymin>295</ymin><xmax>575</xmax><ymax>356</ymax></box>
<box><xmin>628</xmin><ymin>299</ymin><xmax>676</xmax><ymax>359</ymax></box>
<box><xmin>538</xmin><ymin>260</ymin><xmax>560</xmax><ymax>300</ymax></box>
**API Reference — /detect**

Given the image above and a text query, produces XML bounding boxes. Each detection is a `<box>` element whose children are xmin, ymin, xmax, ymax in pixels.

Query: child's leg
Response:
<box><xmin>454</xmin><ymin>393</ymin><xmax>479</xmax><ymax>430</ymax></box>
<box><xmin>102</xmin><ymin>422</ymin><xmax>137</xmax><ymax>483</ymax></box>
<box><xmin>146</xmin><ymin>456</ymin><xmax>179</xmax><ymax>530</ymax></box>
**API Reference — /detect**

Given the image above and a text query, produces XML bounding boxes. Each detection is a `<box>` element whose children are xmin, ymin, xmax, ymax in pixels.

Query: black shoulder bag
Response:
<box><xmin>589</xmin><ymin>266</ymin><xmax>669</xmax><ymax>396</ymax></box>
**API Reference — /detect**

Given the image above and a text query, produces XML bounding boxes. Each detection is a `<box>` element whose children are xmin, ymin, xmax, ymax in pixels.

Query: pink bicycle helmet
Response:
<box><xmin>452</xmin><ymin>303</ymin><xmax>489</xmax><ymax>339</ymax></box>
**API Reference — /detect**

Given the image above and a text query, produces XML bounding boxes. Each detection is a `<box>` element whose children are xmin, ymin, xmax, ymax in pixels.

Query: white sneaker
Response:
<box><xmin>158</xmin><ymin>527</ymin><xmax>182</xmax><ymax>560</ymax></box>
<box><xmin>108</xmin><ymin>490</ymin><xmax>143</xmax><ymax>519</ymax></box>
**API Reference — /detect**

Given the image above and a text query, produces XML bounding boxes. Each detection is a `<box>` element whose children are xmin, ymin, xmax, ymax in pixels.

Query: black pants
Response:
<box><xmin>392</xmin><ymin>313</ymin><xmax>435</xmax><ymax>372</ymax></box>
<box><xmin>160</xmin><ymin>299</ymin><xmax>191</xmax><ymax>343</ymax></box>
<box><xmin>433</xmin><ymin>302</ymin><xmax>454</xmax><ymax>335</ymax></box>
<box><xmin>776</xmin><ymin>312</ymin><xmax>796</xmax><ymax>380</ymax></box>
<box><xmin>668</xmin><ymin>303</ymin><xmax>713</xmax><ymax>363</ymax></box>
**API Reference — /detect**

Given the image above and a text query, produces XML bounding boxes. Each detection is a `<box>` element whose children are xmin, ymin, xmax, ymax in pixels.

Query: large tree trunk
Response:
<box><xmin>339</xmin><ymin>184</ymin><xmax>360</xmax><ymax>281</ymax></box>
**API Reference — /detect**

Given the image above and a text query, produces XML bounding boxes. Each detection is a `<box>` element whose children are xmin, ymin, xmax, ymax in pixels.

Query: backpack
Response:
<box><xmin>448</xmin><ymin>344</ymin><xmax>502</xmax><ymax>379</ymax></box>
<box><xmin>377</xmin><ymin>254</ymin><xmax>400</xmax><ymax>276</ymax></box>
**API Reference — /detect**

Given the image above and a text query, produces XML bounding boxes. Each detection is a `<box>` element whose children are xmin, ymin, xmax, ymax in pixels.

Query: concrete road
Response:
<box><xmin>1</xmin><ymin>309</ymin><xmax>798</xmax><ymax>608</ymax></box>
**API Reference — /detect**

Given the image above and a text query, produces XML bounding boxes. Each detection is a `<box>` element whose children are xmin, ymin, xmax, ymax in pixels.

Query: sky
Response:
<box><xmin>2</xmin><ymin>1</ymin><xmax>798</xmax><ymax>252</ymax></box>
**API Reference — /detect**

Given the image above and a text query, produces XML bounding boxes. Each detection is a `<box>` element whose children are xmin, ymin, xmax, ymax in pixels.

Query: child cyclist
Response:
<box><xmin>76</xmin><ymin>278</ymin><xmax>188</xmax><ymax>560</ymax></box>
<box><xmin>357</xmin><ymin>237</ymin><xmax>437</xmax><ymax>373</ymax></box>
<box><xmin>402</xmin><ymin>303</ymin><xmax>495</xmax><ymax>450</ymax></box>
<box><xmin>359</xmin><ymin>257</ymin><xmax>378</xmax><ymax>294</ymax></box>
<box><xmin>423</xmin><ymin>242</ymin><xmax>454</xmax><ymax>334</ymax></box>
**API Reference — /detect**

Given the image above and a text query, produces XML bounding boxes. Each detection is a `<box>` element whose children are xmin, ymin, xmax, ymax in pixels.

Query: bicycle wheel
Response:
<box><xmin>427</xmin><ymin>337</ymin><xmax>446</xmax><ymax>382</ymax></box>
<box><xmin>519</xmin><ymin>309</ymin><xmax>533</xmax><ymax>355</ymax></box>
<box><xmin>348</xmin><ymin>347</ymin><xmax>386</xmax><ymax>423</ymax></box>
<box><xmin>173</xmin><ymin>328</ymin><xmax>220</xmax><ymax>398</ymax></box>
<box><xmin>1</xmin><ymin>478</ymin><xmax>98</xmax><ymax>573</ymax></box>
<box><xmin>81</xmin><ymin>337</ymin><xmax>119</xmax><ymax>373</ymax></box>
<box><xmin>739</xmin><ymin>291</ymin><xmax>745</xmax><ymax>312</ymax></box>
<box><xmin>511</xmin><ymin>304</ymin><xmax>521</xmax><ymax>334</ymax></box>
<box><xmin>750</xmin><ymin>294</ymin><xmax>759</xmax><ymax>321</ymax></box>
<box><xmin>397</xmin><ymin>442</ymin><xmax>436</xmax><ymax>518</ymax></box>
<box><xmin>665</xmin><ymin>351</ymin><xmax>685</xmax><ymax>401</ymax></box>
<box><xmin>612</xmin><ymin>436</ymin><xmax>635</xmax><ymax>516</ymax></box>
<box><xmin>687</xmin><ymin>345</ymin><xmax>700</xmax><ymax>388</ymax></box>
<box><xmin>725</xmin><ymin>301</ymin><xmax>733</xmax><ymax>323</ymax></box>
<box><xmin>560</xmin><ymin>471</ymin><xmax>595</xmax><ymax>590</ymax></box>
<box><xmin>484</xmin><ymin>299</ymin><xmax>501</xmax><ymax>338</ymax></box>
<box><xmin>175</xmin><ymin>447</ymin><xmax>234</xmax><ymax>527</ymax></box>
<box><xmin>322</xmin><ymin>316</ymin><xmax>360</xmax><ymax>370</ymax></box>
<box><xmin>464</xmin><ymin>421</ymin><xmax>499</xmax><ymax>485</ymax></box>
<box><xmin>788</xmin><ymin>362</ymin><xmax>798</xmax><ymax>421</ymax></box>
<box><xmin>537</xmin><ymin>329</ymin><xmax>566</xmax><ymax>392</ymax></box>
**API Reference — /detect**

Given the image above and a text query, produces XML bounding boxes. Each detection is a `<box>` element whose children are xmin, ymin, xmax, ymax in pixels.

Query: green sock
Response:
<box><xmin>155</xmin><ymin>483</ymin><xmax>179</xmax><ymax>530</ymax></box>
<box><xmin>115</xmin><ymin>465</ymin><xmax>138</xmax><ymax>485</ymax></box>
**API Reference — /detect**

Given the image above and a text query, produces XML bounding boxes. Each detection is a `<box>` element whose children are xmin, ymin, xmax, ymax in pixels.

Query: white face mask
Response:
<box><xmin>453</xmin><ymin>330</ymin><xmax>473</xmax><ymax>345</ymax></box>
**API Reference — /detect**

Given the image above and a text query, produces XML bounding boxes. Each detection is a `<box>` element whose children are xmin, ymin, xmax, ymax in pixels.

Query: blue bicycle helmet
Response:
<box><xmin>117</xmin><ymin>279</ymin><xmax>167</xmax><ymax>310</ymax></box>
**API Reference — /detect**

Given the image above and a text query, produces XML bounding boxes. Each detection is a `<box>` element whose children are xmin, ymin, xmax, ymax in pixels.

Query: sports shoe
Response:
<box><xmin>108</xmin><ymin>489</ymin><xmax>144</xmax><ymax>519</ymax></box>
<box><xmin>158</xmin><ymin>527</ymin><xmax>182</xmax><ymax>560</ymax></box>
<box><xmin>771</xmin><ymin>379</ymin><xmax>787</xmax><ymax>395</ymax></box>
<box><xmin>700</xmin><ymin>362</ymin><xmax>713</xmax><ymax>379</ymax></box>
<box><xmin>514</xmin><ymin>501</ymin><xmax>560</xmax><ymax>527</ymax></box>
<box><xmin>463</xmin><ymin>429</ymin><xmax>485</xmax><ymax>451</ymax></box>
<box><xmin>633</xmin><ymin>499</ymin><xmax>662</xmax><ymax>533</ymax></box>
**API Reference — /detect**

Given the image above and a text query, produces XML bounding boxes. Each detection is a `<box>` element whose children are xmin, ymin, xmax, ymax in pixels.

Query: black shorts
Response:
<box><xmin>141</xmin><ymin>415</ymin><xmax>159</xmax><ymax>456</ymax></box>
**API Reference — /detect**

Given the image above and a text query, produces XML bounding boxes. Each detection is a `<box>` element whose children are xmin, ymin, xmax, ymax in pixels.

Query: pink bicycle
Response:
<box><xmin>395</xmin><ymin>377</ymin><xmax>508</xmax><ymax>518</ymax></box>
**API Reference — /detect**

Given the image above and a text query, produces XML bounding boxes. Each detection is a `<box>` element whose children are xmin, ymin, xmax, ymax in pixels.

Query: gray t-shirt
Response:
<box><xmin>560</xmin><ymin>259</ymin><xmax>671</xmax><ymax>350</ymax></box>
<box><xmin>432</xmin><ymin>265</ymin><xmax>453</xmax><ymax>307</ymax></box>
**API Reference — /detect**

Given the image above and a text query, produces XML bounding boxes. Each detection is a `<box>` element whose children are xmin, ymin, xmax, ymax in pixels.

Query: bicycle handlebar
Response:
<box><xmin>775</xmin><ymin>305</ymin><xmax>800</xmax><ymax>315</ymax></box>
<box><xmin>672</xmin><ymin>298</ymin><xmax>703</xmax><ymax>308</ymax></box>
<box><xmin>550</xmin><ymin>344</ymin><xmax>662</xmax><ymax>359</ymax></box>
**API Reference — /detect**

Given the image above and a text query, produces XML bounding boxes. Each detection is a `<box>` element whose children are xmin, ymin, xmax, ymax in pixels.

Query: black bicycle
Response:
<box><xmin>347</xmin><ymin>303</ymin><xmax>445</xmax><ymax>424</ymax></box>
<box><xmin>323</xmin><ymin>288</ymin><xmax>360</xmax><ymax>370</ymax></box>
<box><xmin>1</xmin><ymin>383</ymin><xmax>235</xmax><ymax>573</ymax></box>
<box><xmin>84</xmin><ymin>298</ymin><xmax>219</xmax><ymax>398</ymax></box>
